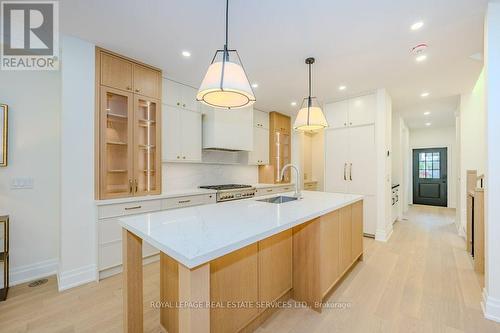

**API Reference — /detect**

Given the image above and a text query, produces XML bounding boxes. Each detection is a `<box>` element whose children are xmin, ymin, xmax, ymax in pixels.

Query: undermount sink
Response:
<box><xmin>257</xmin><ymin>195</ymin><xmax>299</xmax><ymax>204</ymax></box>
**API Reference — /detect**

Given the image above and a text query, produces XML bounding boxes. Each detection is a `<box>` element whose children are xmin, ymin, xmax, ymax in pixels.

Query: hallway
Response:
<box><xmin>0</xmin><ymin>207</ymin><xmax>499</xmax><ymax>332</ymax></box>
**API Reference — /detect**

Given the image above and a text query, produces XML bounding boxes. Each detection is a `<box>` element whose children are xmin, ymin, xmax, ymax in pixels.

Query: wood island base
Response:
<box><xmin>122</xmin><ymin>200</ymin><xmax>364</xmax><ymax>333</ymax></box>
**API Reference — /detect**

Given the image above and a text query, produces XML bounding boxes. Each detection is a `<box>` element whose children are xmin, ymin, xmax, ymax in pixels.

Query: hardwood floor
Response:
<box><xmin>1</xmin><ymin>205</ymin><xmax>499</xmax><ymax>333</ymax></box>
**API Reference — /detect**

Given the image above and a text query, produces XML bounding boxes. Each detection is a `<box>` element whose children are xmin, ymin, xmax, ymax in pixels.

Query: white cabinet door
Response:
<box><xmin>362</xmin><ymin>195</ymin><xmax>377</xmax><ymax>236</ymax></box>
<box><xmin>324</xmin><ymin>128</ymin><xmax>349</xmax><ymax>193</ymax></box>
<box><xmin>324</xmin><ymin>100</ymin><xmax>349</xmax><ymax>129</ymax></box>
<box><xmin>163</xmin><ymin>79</ymin><xmax>183</xmax><ymax>108</ymax></box>
<box><xmin>248</xmin><ymin>126</ymin><xmax>269</xmax><ymax>165</ymax></box>
<box><xmin>182</xmin><ymin>85</ymin><xmax>198</xmax><ymax>111</ymax></box>
<box><xmin>180</xmin><ymin>109</ymin><xmax>202</xmax><ymax>161</ymax></box>
<box><xmin>253</xmin><ymin>109</ymin><xmax>269</xmax><ymax>129</ymax></box>
<box><xmin>162</xmin><ymin>105</ymin><xmax>182</xmax><ymax>161</ymax></box>
<box><xmin>348</xmin><ymin>94</ymin><xmax>376</xmax><ymax>127</ymax></box>
<box><xmin>348</xmin><ymin>125</ymin><xmax>376</xmax><ymax>195</ymax></box>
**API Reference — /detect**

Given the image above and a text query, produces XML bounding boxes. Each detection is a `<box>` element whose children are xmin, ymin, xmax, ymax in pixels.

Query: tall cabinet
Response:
<box><xmin>258</xmin><ymin>112</ymin><xmax>291</xmax><ymax>184</ymax></box>
<box><xmin>96</xmin><ymin>48</ymin><xmax>162</xmax><ymax>199</ymax></box>
<box><xmin>324</xmin><ymin>94</ymin><xmax>378</xmax><ymax>236</ymax></box>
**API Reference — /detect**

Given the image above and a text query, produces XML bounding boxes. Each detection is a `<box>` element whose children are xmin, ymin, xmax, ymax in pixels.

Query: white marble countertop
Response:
<box><xmin>95</xmin><ymin>188</ymin><xmax>217</xmax><ymax>206</ymax></box>
<box><xmin>252</xmin><ymin>183</ymin><xmax>295</xmax><ymax>189</ymax></box>
<box><xmin>118</xmin><ymin>191</ymin><xmax>363</xmax><ymax>269</ymax></box>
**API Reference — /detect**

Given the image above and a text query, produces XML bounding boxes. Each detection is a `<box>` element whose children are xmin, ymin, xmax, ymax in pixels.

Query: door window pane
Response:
<box><xmin>418</xmin><ymin>151</ymin><xmax>441</xmax><ymax>179</ymax></box>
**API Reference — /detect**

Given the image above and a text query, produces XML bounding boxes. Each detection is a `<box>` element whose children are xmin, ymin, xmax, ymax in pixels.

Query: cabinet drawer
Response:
<box><xmin>162</xmin><ymin>194</ymin><xmax>215</xmax><ymax>210</ymax></box>
<box><xmin>304</xmin><ymin>182</ymin><xmax>318</xmax><ymax>191</ymax></box>
<box><xmin>256</xmin><ymin>187</ymin><xmax>277</xmax><ymax>196</ymax></box>
<box><xmin>98</xmin><ymin>239</ymin><xmax>159</xmax><ymax>271</ymax></box>
<box><xmin>98</xmin><ymin>199</ymin><xmax>162</xmax><ymax>219</ymax></box>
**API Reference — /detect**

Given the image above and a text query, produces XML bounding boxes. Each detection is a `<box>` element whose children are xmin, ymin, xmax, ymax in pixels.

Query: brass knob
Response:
<box><xmin>126</xmin><ymin>86</ymin><xmax>131</xmax><ymax>90</ymax></box>
<box><xmin>183</xmin><ymin>104</ymin><xmax>186</xmax><ymax>107</ymax></box>
<box><xmin>177</xmin><ymin>102</ymin><xmax>180</xmax><ymax>106</ymax></box>
<box><xmin>182</xmin><ymin>156</ymin><xmax>186</xmax><ymax>159</ymax></box>
<box><xmin>177</xmin><ymin>156</ymin><xmax>180</xmax><ymax>159</ymax></box>
<box><xmin>135</xmin><ymin>89</ymin><xmax>140</xmax><ymax>93</ymax></box>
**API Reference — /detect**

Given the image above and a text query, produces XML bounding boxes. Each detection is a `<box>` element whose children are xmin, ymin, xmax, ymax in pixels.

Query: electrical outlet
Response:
<box><xmin>10</xmin><ymin>177</ymin><xmax>34</xmax><ymax>189</ymax></box>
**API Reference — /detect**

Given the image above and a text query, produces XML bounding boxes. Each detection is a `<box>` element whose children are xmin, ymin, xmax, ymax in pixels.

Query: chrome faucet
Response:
<box><xmin>280</xmin><ymin>164</ymin><xmax>302</xmax><ymax>198</ymax></box>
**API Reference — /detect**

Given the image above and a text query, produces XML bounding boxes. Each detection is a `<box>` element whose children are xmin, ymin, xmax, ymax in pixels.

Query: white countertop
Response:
<box><xmin>252</xmin><ymin>183</ymin><xmax>294</xmax><ymax>189</ymax></box>
<box><xmin>95</xmin><ymin>188</ymin><xmax>217</xmax><ymax>206</ymax></box>
<box><xmin>118</xmin><ymin>191</ymin><xmax>363</xmax><ymax>269</ymax></box>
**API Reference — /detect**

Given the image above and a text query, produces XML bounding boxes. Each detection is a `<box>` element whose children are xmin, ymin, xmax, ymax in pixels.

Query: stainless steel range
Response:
<box><xmin>199</xmin><ymin>184</ymin><xmax>256</xmax><ymax>202</ymax></box>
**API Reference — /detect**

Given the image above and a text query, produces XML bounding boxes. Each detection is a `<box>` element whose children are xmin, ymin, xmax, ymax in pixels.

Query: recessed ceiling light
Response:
<box><xmin>411</xmin><ymin>21</ymin><xmax>424</xmax><ymax>31</ymax></box>
<box><xmin>338</xmin><ymin>85</ymin><xmax>347</xmax><ymax>91</ymax></box>
<box><xmin>416</xmin><ymin>54</ymin><xmax>427</xmax><ymax>62</ymax></box>
<box><xmin>421</xmin><ymin>92</ymin><xmax>430</xmax><ymax>98</ymax></box>
<box><xmin>251</xmin><ymin>83</ymin><xmax>259</xmax><ymax>88</ymax></box>
<box><xmin>424</xmin><ymin>111</ymin><xmax>431</xmax><ymax>115</ymax></box>
<box><xmin>425</xmin><ymin>122</ymin><xmax>431</xmax><ymax>126</ymax></box>
<box><xmin>291</xmin><ymin>101</ymin><xmax>297</xmax><ymax>107</ymax></box>
<box><xmin>182</xmin><ymin>51</ymin><xmax>191</xmax><ymax>57</ymax></box>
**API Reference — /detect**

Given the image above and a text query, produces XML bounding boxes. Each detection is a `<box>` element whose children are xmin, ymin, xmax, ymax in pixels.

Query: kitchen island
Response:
<box><xmin>119</xmin><ymin>191</ymin><xmax>364</xmax><ymax>333</ymax></box>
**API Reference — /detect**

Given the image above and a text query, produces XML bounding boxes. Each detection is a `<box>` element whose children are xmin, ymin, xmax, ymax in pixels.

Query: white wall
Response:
<box><xmin>409</xmin><ymin>126</ymin><xmax>458</xmax><ymax>209</ymax></box>
<box><xmin>0</xmin><ymin>71</ymin><xmax>60</xmax><ymax>285</ymax></box>
<box><xmin>484</xmin><ymin>0</ymin><xmax>500</xmax><ymax>322</ymax></box>
<box><xmin>459</xmin><ymin>69</ymin><xmax>486</xmax><ymax>234</ymax></box>
<box><xmin>58</xmin><ymin>35</ymin><xmax>97</xmax><ymax>291</ymax></box>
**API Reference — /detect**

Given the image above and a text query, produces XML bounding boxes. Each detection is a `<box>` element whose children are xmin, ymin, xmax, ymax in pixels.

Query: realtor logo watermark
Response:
<box><xmin>1</xmin><ymin>1</ymin><xmax>59</xmax><ymax>70</ymax></box>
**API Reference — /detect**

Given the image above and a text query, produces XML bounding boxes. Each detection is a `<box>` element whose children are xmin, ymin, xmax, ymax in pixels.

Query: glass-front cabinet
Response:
<box><xmin>96</xmin><ymin>48</ymin><xmax>162</xmax><ymax>199</ymax></box>
<box><xmin>99</xmin><ymin>88</ymin><xmax>161</xmax><ymax>199</ymax></box>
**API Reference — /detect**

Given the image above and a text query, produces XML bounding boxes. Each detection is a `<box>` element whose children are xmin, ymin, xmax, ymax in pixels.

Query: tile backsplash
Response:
<box><xmin>163</xmin><ymin>163</ymin><xmax>259</xmax><ymax>191</ymax></box>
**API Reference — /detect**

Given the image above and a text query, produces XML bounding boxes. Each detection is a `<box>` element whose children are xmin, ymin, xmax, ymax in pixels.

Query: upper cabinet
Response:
<box><xmin>163</xmin><ymin>79</ymin><xmax>198</xmax><ymax>111</ymax></box>
<box><xmin>96</xmin><ymin>48</ymin><xmax>162</xmax><ymax>200</ymax></box>
<box><xmin>258</xmin><ymin>112</ymin><xmax>291</xmax><ymax>184</ymax></box>
<box><xmin>324</xmin><ymin>94</ymin><xmax>376</xmax><ymax>129</ymax></box>
<box><xmin>248</xmin><ymin>110</ymin><xmax>269</xmax><ymax>165</ymax></box>
<box><xmin>162</xmin><ymin>105</ymin><xmax>202</xmax><ymax>162</ymax></box>
<box><xmin>99</xmin><ymin>51</ymin><xmax>161</xmax><ymax>100</ymax></box>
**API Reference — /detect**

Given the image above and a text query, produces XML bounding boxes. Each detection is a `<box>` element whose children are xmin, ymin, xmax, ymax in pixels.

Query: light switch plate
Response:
<box><xmin>10</xmin><ymin>177</ymin><xmax>34</xmax><ymax>189</ymax></box>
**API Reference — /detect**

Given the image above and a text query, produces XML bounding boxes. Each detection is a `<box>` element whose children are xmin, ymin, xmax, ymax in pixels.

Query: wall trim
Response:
<box><xmin>10</xmin><ymin>258</ymin><xmax>58</xmax><ymax>286</ymax></box>
<box><xmin>375</xmin><ymin>226</ymin><xmax>393</xmax><ymax>242</ymax></box>
<box><xmin>482</xmin><ymin>288</ymin><xmax>500</xmax><ymax>323</ymax></box>
<box><xmin>57</xmin><ymin>264</ymin><xmax>97</xmax><ymax>292</ymax></box>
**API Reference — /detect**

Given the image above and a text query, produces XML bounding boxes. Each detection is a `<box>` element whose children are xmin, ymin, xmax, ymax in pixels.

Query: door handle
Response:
<box><xmin>349</xmin><ymin>163</ymin><xmax>352</xmax><ymax>181</ymax></box>
<box><xmin>344</xmin><ymin>163</ymin><xmax>347</xmax><ymax>181</ymax></box>
<box><xmin>134</xmin><ymin>179</ymin><xmax>138</xmax><ymax>193</ymax></box>
<box><xmin>128</xmin><ymin>179</ymin><xmax>133</xmax><ymax>194</ymax></box>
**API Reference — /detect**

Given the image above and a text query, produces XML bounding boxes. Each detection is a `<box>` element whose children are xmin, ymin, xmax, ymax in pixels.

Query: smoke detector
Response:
<box><xmin>411</xmin><ymin>43</ymin><xmax>428</xmax><ymax>55</ymax></box>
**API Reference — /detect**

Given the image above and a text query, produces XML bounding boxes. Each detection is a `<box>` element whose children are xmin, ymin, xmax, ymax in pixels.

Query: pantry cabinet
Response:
<box><xmin>96</xmin><ymin>48</ymin><xmax>162</xmax><ymax>199</ymax></box>
<box><xmin>324</xmin><ymin>94</ymin><xmax>376</xmax><ymax>129</ymax></box>
<box><xmin>162</xmin><ymin>105</ymin><xmax>202</xmax><ymax>162</ymax></box>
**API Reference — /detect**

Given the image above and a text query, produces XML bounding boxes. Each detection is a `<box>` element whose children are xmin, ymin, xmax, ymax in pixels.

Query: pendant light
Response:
<box><xmin>293</xmin><ymin>57</ymin><xmax>328</xmax><ymax>131</ymax></box>
<box><xmin>197</xmin><ymin>0</ymin><xmax>255</xmax><ymax>109</ymax></box>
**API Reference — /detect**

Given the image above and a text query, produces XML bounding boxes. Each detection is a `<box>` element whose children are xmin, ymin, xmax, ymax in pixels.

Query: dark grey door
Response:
<box><xmin>413</xmin><ymin>148</ymin><xmax>447</xmax><ymax>207</ymax></box>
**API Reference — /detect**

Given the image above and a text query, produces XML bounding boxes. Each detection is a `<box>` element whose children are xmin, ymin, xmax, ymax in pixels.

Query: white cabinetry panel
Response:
<box><xmin>324</xmin><ymin>128</ymin><xmax>350</xmax><ymax>193</ymax></box>
<box><xmin>248</xmin><ymin>126</ymin><xmax>269</xmax><ymax>165</ymax></box>
<box><xmin>324</xmin><ymin>99</ymin><xmax>348</xmax><ymax>129</ymax></box>
<box><xmin>162</xmin><ymin>105</ymin><xmax>202</xmax><ymax>162</ymax></box>
<box><xmin>253</xmin><ymin>109</ymin><xmax>269</xmax><ymax>129</ymax></box>
<box><xmin>348</xmin><ymin>94</ymin><xmax>376</xmax><ymax>127</ymax></box>
<box><xmin>348</xmin><ymin>125</ymin><xmax>376</xmax><ymax>195</ymax></box>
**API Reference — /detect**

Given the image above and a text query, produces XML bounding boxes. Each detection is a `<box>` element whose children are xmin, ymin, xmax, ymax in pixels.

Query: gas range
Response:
<box><xmin>199</xmin><ymin>184</ymin><xmax>256</xmax><ymax>202</ymax></box>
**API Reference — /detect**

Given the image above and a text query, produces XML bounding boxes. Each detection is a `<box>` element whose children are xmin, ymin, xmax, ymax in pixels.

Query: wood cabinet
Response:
<box><xmin>319</xmin><ymin>210</ymin><xmax>340</xmax><ymax>296</ymax></box>
<box><xmin>258</xmin><ymin>230</ymin><xmax>292</xmax><ymax>307</ymax></box>
<box><xmin>162</xmin><ymin>105</ymin><xmax>202</xmax><ymax>162</ymax></box>
<box><xmin>339</xmin><ymin>205</ymin><xmax>353</xmax><ymax>272</ymax></box>
<box><xmin>210</xmin><ymin>244</ymin><xmax>259</xmax><ymax>333</ymax></box>
<box><xmin>96</xmin><ymin>48</ymin><xmax>162</xmax><ymax>199</ymax></box>
<box><xmin>324</xmin><ymin>94</ymin><xmax>376</xmax><ymax>129</ymax></box>
<box><xmin>248</xmin><ymin>110</ymin><xmax>270</xmax><ymax>165</ymax></box>
<box><xmin>258</xmin><ymin>112</ymin><xmax>291</xmax><ymax>183</ymax></box>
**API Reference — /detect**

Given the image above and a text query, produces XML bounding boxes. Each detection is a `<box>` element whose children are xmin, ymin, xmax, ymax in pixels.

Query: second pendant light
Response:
<box><xmin>293</xmin><ymin>57</ymin><xmax>328</xmax><ymax>131</ymax></box>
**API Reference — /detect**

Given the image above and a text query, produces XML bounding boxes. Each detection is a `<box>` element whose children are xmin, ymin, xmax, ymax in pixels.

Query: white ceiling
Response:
<box><xmin>60</xmin><ymin>0</ymin><xmax>486</xmax><ymax>128</ymax></box>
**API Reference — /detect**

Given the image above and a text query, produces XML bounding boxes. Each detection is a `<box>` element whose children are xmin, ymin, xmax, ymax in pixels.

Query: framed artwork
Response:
<box><xmin>0</xmin><ymin>104</ymin><xmax>7</xmax><ymax>167</ymax></box>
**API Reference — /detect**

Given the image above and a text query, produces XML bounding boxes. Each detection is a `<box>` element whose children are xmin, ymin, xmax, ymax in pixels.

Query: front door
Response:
<box><xmin>413</xmin><ymin>148</ymin><xmax>448</xmax><ymax>207</ymax></box>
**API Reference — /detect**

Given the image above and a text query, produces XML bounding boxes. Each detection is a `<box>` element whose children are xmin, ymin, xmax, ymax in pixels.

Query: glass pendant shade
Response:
<box><xmin>293</xmin><ymin>97</ymin><xmax>328</xmax><ymax>131</ymax></box>
<box><xmin>197</xmin><ymin>50</ymin><xmax>255</xmax><ymax>109</ymax></box>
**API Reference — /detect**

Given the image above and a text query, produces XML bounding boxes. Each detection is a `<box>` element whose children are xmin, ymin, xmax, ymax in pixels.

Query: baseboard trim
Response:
<box><xmin>482</xmin><ymin>288</ymin><xmax>500</xmax><ymax>323</ymax></box>
<box><xmin>10</xmin><ymin>258</ymin><xmax>58</xmax><ymax>286</ymax></box>
<box><xmin>57</xmin><ymin>264</ymin><xmax>97</xmax><ymax>292</ymax></box>
<box><xmin>375</xmin><ymin>226</ymin><xmax>393</xmax><ymax>242</ymax></box>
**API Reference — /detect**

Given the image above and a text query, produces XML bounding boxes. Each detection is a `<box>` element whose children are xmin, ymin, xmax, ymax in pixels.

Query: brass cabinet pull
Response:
<box><xmin>266</xmin><ymin>189</ymin><xmax>273</xmax><ymax>192</ymax></box>
<box><xmin>349</xmin><ymin>163</ymin><xmax>353</xmax><ymax>181</ymax></box>
<box><xmin>129</xmin><ymin>179</ymin><xmax>133</xmax><ymax>193</ymax></box>
<box><xmin>344</xmin><ymin>163</ymin><xmax>347</xmax><ymax>180</ymax></box>
<box><xmin>176</xmin><ymin>102</ymin><xmax>180</xmax><ymax>106</ymax></box>
<box><xmin>178</xmin><ymin>199</ymin><xmax>191</xmax><ymax>204</ymax></box>
<box><xmin>182</xmin><ymin>156</ymin><xmax>186</xmax><ymax>159</ymax></box>
<box><xmin>125</xmin><ymin>205</ymin><xmax>142</xmax><ymax>210</ymax></box>
<box><xmin>177</xmin><ymin>156</ymin><xmax>180</xmax><ymax>159</ymax></box>
<box><xmin>134</xmin><ymin>179</ymin><xmax>138</xmax><ymax>193</ymax></box>
<box><xmin>126</xmin><ymin>86</ymin><xmax>131</xmax><ymax>90</ymax></box>
<box><xmin>135</xmin><ymin>89</ymin><xmax>140</xmax><ymax>93</ymax></box>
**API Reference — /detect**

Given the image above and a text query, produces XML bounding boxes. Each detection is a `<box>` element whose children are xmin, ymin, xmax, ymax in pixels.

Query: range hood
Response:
<box><xmin>201</xmin><ymin>105</ymin><xmax>253</xmax><ymax>151</ymax></box>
